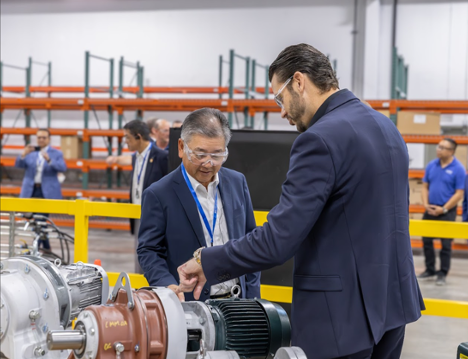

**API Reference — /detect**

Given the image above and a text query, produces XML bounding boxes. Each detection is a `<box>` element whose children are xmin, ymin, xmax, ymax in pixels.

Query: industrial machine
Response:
<box><xmin>1</xmin><ymin>257</ymin><xmax>305</xmax><ymax>359</ymax></box>
<box><xmin>0</xmin><ymin>213</ymin><xmax>74</xmax><ymax>265</ymax></box>
<box><xmin>0</xmin><ymin>256</ymin><xmax>109</xmax><ymax>359</ymax></box>
<box><xmin>458</xmin><ymin>342</ymin><xmax>468</xmax><ymax>359</ymax></box>
<box><xmin>47</xmin><ymin>272</ymin><xmax>306</xmax><ymax>359</ymax></box>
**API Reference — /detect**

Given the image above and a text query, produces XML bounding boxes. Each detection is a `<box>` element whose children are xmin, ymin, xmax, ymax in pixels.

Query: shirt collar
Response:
<box><xmin>185</xmin><ymin>169</ymin><xmax>219</xmax><ymax>192</ymax></box>
<box><xmin>136</xmin><ymin>143</ymin><xmax>152</xmax><ymax>159</ymax></box>
<box><xmin>308</xmin><ymin>89</ymin><xmax>354</xmax><ymax>129</ymax></box>
<box><xmin>437</xmin><ymin>157</ymin><xmax>455</xmax><ymax>168</ymax></box>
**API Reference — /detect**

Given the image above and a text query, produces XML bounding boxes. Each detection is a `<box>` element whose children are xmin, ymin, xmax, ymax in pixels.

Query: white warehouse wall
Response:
<box><xmin>0</xmin><ymin>6</ymin><xmax>354</xmax><ymax>91</ymax></box>
<box><xmin>1</xmin><ymin>0</ymin><xmax>467</xmax><ymax>136</ymax></box>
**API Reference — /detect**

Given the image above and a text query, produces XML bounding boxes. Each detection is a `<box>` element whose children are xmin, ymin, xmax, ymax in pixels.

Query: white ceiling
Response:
<box><xmin>2</xmin><ymin>0</ymin><xmax>464</xmax><ymax>15</ymax></box>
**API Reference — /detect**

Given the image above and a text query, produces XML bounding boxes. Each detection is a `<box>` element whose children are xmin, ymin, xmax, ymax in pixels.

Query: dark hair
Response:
<box><xmin>269</xmin><ymin>43</ymin><xmax>339</xmax><ymax>94</ymax></box>
<box><xmin>123</xmin><ymin>119</ymin><xmax>152</xmax><ymax>141</ymax></box>
<box><xmin>37</xmin><ymin>128</ymin><xmax>51</xmax><ymax>137</ymax></box>
<box><xmin>443</xmin><ymin>138</ymin><xmax>457</xmax><ymax>151</ymax></box>
<box><xmin>181</xmin><ymin>108</ymin><xmax>231</xmax><ymax>146</ymax></box>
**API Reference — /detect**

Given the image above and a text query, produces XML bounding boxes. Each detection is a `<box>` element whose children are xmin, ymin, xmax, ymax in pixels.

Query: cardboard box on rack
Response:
<box><xmin>397</xmin><ymin>112</ymin><xmax>441</xmax><ymax>135</ymax></box>
<box><xmin>61</xmin><ymin>136</ymin><xmax>84</xmax><ymax>159</ymax></box>
<box><xmin>409</xmin><ymin>178</ymin><xmax>424</xmax><ymax>206</ymax></box>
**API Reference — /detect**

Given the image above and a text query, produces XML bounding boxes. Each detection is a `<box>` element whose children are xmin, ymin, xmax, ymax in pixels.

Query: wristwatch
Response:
<box><xmin>442</xmin><ymin>207</ymin><xmax>448</xmax><ymax>214</ymax></box>
<box><xmin>193</xmin><ymin>247</ymin><xmax>205</xmax><ymax>266</ymax></box>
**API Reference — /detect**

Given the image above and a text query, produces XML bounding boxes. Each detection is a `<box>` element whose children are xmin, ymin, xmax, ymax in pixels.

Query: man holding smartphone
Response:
<box><xmin>15</xmin><ymin>128</ymin><xmax>67</xmax><ymax>249</ymax></box>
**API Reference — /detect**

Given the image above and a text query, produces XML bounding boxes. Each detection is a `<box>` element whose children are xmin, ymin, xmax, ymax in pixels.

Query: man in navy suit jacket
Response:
<box><xmin>15</xmin><ymin>128</ymin><xmax>67</xmax><ymax>249</ymax></box>
<box><xmin>137</xmin><ymin>108</ymin><xmax>260</xmax><ymax>302</ymax></box>
<box><xmin>178</xmin><ymin>44</ymin><xmax>424</xmax><ymax>359</ymax></box>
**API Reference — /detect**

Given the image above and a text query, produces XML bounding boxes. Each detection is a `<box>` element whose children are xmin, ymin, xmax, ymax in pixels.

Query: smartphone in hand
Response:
<box><xmin>34</xmin><ymin>146</ymin><xmax>41</xmax><ymax>151</ymax></box>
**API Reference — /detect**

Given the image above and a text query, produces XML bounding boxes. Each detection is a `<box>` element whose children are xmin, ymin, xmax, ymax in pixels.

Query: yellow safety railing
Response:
<box><xmin>1</xmin><ymin>197</ymin><xmax>467</xmax><ymax>320</ymax></box>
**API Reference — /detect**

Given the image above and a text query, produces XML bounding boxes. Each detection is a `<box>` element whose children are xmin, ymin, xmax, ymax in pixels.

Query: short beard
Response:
<box><xmin>289</xmin><ymin>90</ymin><xmax>307</xmax><ymax>133</ymax></box>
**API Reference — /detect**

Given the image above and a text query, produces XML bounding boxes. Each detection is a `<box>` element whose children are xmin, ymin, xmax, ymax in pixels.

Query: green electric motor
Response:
<box><xmin>206</xmin><ymin>298</ymin><xmax>291</xmax><ymax>359</ymax></box>
<box><xmin>458</xmin><ymin>342</ymin><xmax>468</xmax><ymax>359</ymax></box>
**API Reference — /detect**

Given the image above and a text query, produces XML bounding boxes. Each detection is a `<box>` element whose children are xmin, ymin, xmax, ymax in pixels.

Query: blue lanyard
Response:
<box><xmin>37</xmin><ymin>152</ymin><xmax>44</xmax><ymax>167</ymax></box>
<box><xmin>181</xmin><ymin>163</ymin><xmax>218</xmax><ymax>246</ymax></box>
<box><xmin>137</xmin><ymin>143</ymin><xmax>152</xmax><ymax>185</ymax></box>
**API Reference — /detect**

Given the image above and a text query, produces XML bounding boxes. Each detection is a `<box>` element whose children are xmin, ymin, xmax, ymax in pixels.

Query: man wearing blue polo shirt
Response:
<box><xmin>419</xmin><ymin>138</ymin><xmax>465</xmax><ymax>285</ymax></box>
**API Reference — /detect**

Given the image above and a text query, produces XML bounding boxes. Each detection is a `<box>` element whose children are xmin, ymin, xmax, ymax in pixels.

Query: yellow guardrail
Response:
<box><xmin>1</xmin><ymin>197</ymin><xmax>467</xmax><ymax>320</ymax></box>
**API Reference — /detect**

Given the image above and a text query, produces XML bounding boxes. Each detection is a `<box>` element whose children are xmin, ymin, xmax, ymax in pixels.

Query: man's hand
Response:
<box><xmin>106</xmin><ymin>156</ymin><xmax>118</xmax><ymax>165</ymax></box>
<box><xmin>167</xmin><ymin>284</ymin><xmax>185</xmax><ymax>302</ymax></box>
<box><xmin>41</xmin><ymin>151</ymin><xmax>50</xmax><ymax>163</ymax></box>
<box><xmin>22</xmin><ymin>145</ymin><xmax>35</xmax><ymax>158</ymax></box>
<box><xmin>177</xmin><ymin>258</ymin><xmax>207</xmax><ymax>300</ymax></box>
<box><xmin>427</xmin><ymin>205</ymin><xmax>443</xmax><ymax>216</ymax></box>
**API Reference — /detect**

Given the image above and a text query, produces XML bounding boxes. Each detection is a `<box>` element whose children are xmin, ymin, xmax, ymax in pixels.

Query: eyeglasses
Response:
<box><xmin>274</xmin><ymin>76</ymin><xmax>293</xmax><ymax>109</ymax></box>
<box><xmin>437</xmin><ymin>145</ymin><xmax>454</xmax><ymax>151</ymax></box>
<box><xmin>37</xmin><ymin>136</ymin><xmax>48</xmax><ymax>140</ymax></box>
<box><xmin>184</xmin><ymin>142</ymin><xmax>229</xmax><ymax>166</ymax></box>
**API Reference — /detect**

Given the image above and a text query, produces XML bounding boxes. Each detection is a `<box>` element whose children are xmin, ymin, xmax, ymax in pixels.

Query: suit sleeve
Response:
<box><xmin>202</xmin><ymin>131</ymin><xmax>335</xmax><ymax>283</ymax></box>
<box><xmin>137</xmin><ymin>186</ymin><xmax>178</xmax><ymax>286</ymax></box>
<box><xmin>241</xmin><ymin>175</ymin><xmax>261</xmax><ymax>298</ymax></box>
<box><xmin>48</xmin><ymin>151</ymin><xmax>67</xmax><ymax>172</ymax></box>
<box><xmin>15</xmin><ymin>155</ymin><xmax>27</xmax><ymax>169</ymax></box>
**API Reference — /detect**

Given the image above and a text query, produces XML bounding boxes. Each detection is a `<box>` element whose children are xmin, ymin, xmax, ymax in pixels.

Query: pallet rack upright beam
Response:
<box><xmin>228</xmin><ymin>49</ymin><xmax>235</xmax><ymax>127</ymax></box>
<box><xmin>83</xmin><ymin>51</ymin><xmax>115</xmax><ymax>190</ymax></box>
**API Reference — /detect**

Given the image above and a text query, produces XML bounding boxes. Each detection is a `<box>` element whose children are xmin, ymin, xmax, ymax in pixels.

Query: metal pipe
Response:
<box><xmin>8</xmin><ymin>212</ymin><xmax>15</xmax><ymax>258</ymax></box>
<box><xmin>234</xmin><ymin>54</ymin><xmax>247</xmax><ymax>60</ymax></box>
<box><xmin>25</xmin><ymin>58</ymin><xmax>32</xmax><ymax>141</ymax></box>
<box><xmin>228</xmin><ymin>49</ymin><xmax>235</xmax><ymax>127</ymax></box>
<box><xmin>47</xmin><ymin>61</ymin><xmax>52</xmax><ymax>127</ymax></box>
<box><xmin>32</xmin><ymin>61</ymin><xmax>49</xmax><ymax>66</ymax></box>
<box><xmin>250</xmin><ymin>59</ymin><xmax>256</xmax><ymax>127</ymax></box>
<box><xmin>391</xmin><ymin>0</ymin><xmax>398</xmax><ymax>49</ymax></box>
<box><xmin>219</xmin><ymin>55</ymin><xmax>223</xmax><ymax>99</ymax></box>
<box><xmin>122</xmin><ymin>60</ymin><xmax>138</xmax><ymax>68</ymax></box>
<box><xmin>26</xmin><ymin>57</ymin><xmax>32</xmax><ymax>98</ymax></box>
<box><xmin>47</xmin><ymin>330</ymin><xmax>85</xmax><ymax>350</ymax></box>
<box><xmin>88</xmin><ymin>54</ymin><xmax>112</xmax><ymax>62</ymax></box>
<box><xmin>108</xmin><ymin>59</ymin><xmax>114</xmax><ymax>189</ymax></box>
<box><xmin>83</xmin><ymin>51</ymin><xmax>90</xmax><ymax>190</ymax></box>
<box><xmin>244</xmin><ymin>57</ymin><xmax>250</xmax><ymax>127</ymax></box>
<box><xmin>2</xmin><ymin>64</ymin><xmax>27</xmax><ymax>70</ymax></box>
<box><xmin>264</xmin><ymin>65</ymin><xmax>270</xmax><ymax>130</ymax></box>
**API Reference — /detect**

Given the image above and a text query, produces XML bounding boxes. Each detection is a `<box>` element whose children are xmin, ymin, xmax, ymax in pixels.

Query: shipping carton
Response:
<box><xmin>397</xmin><ymin>112</ymin><xmax>441</xmax><ymax>135</ymax></box>
<box><xmin>61</xmin><ymin>136</ymin><xmax>83</xmax><ymax>159</ymax></box>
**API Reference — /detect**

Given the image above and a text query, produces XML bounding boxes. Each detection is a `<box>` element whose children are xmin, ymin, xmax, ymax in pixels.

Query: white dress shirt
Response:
<box><xmin>34</xmin><ymin>146</ymin><xmax>49</xmax><ymax>184</ymax></box>
<box><xmin>132</xmin><ymin>143</ymin><xmax>152</xmax><ymax>205</ymax></box>
<box><xmin>185</xmin><ymin>170</ymin><xmax>239</xmax><ymax>296</ymax></box>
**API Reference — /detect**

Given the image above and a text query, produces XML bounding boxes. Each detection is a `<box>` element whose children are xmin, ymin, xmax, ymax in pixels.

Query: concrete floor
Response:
<box><xmin>3</xmin><ymin>227</ymin><xmax>467</xmax><ymax>358</ymax></box>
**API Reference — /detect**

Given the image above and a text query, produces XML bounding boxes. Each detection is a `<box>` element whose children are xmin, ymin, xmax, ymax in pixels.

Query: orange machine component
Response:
<box><xmin>82</xmin><ymin>289</ymin><xmax>167</xmax><ymax>358</ymax></box>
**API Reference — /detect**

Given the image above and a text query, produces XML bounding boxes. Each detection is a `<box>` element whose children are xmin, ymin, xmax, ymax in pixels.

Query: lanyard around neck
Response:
<box><xmin>136</xmin><ymin>143</ymin><xmax>152</xmax><ymax>185</ymax></box>
<box><xmin>181</xmin><ymin>163</ymin><xmax>218</xmax><ymax>246</ymax></box>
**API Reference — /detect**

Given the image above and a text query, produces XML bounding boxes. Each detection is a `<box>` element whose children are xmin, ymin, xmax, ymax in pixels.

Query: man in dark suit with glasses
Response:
<box><xmin>137</xmin><ymin>108</ymin><xmax>260</xmax><ymax>301</ymax></box>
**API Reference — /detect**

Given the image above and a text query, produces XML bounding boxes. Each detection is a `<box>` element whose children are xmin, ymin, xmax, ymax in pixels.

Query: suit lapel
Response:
<box><xmin>172</xmin><ymin>166</ymin><xmax>207</xmax><ymax>247</ymax></box>
<box><xmin>218</xmin><ymin>169</ymin><xmax>235</xmax><ymax>239</ymax></box>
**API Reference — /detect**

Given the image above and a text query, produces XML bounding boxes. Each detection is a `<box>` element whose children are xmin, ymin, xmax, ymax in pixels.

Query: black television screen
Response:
<box><xmin>169</xmin><ymin>128</ymin><xmax>299</xmax><ymax>211</ymax></box>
